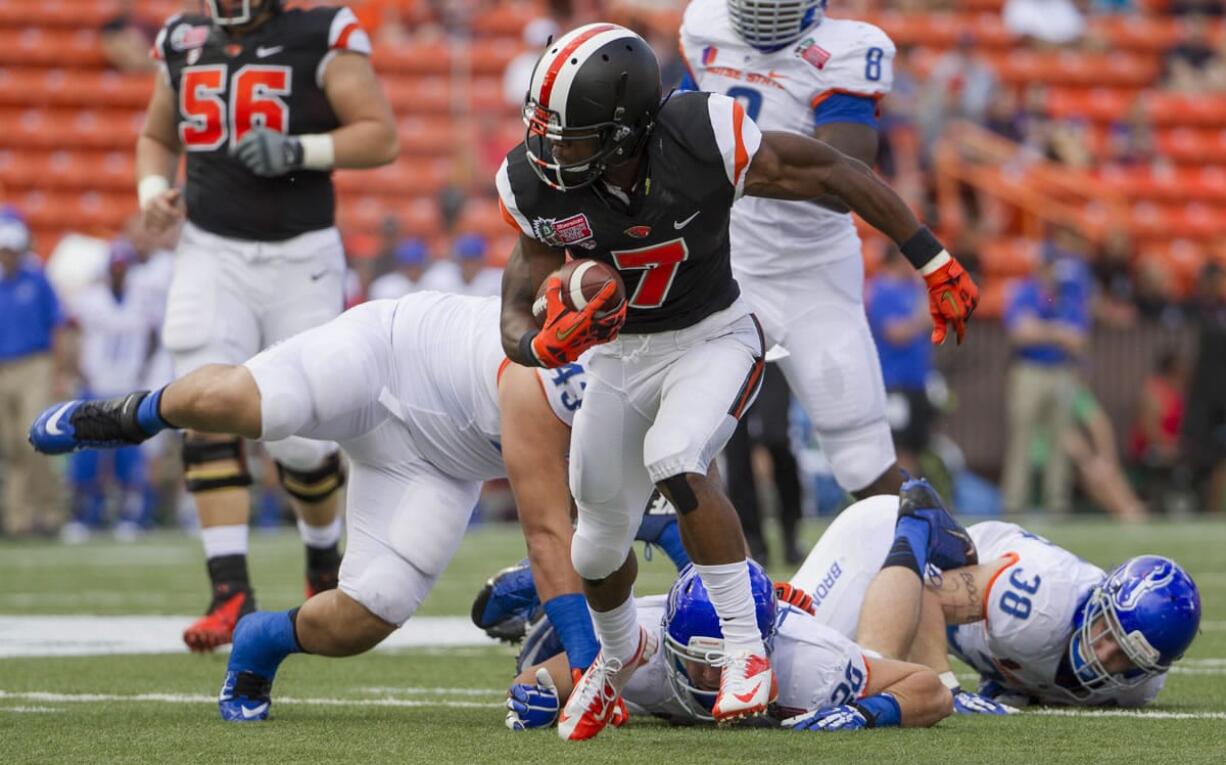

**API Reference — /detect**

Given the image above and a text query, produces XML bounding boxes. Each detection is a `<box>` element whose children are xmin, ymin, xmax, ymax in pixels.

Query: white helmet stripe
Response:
<box><xmin>529</xmin><ymin>24</ymin><xmax>641</xmax><ymax>120</ymax></box>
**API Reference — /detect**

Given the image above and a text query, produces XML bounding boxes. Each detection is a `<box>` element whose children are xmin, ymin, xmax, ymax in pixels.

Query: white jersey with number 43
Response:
<box><xmin>680</xmin><ymin>0</ymin><xmax>895</xmax><ymax>275</ymax></box>
<box><xmin>948</xmin><ymin>522</ymin><xmax>1166</xmax><ymax>707</ymax></box>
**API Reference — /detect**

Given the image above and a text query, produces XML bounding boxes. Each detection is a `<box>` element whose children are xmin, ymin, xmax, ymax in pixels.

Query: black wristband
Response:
<box><xmin>899</xmin><ymin>226</ymin><xmax>944</xmax><ymax>270</ymax></box>
<box><xmin>518</xmin><ymin>331</ymin><xmax>542</xmax><ymax>367</ymax></box>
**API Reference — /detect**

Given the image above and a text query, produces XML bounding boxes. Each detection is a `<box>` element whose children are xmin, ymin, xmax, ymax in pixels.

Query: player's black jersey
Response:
<box><xmin>153</xmin><ymin>7</ymin><xmax>370</xmax><ymax>241</ymax></box>
<box><xmin>497</xmin><ymin>91</ymin><xmax>762</xmax><ymax>333</ymax></box>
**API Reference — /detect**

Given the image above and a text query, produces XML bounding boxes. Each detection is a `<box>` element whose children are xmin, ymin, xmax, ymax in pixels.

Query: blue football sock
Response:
<box><xmin>136</xmin><ymin>387</ymin><xmax>172</xmax><ymax>436</ymax></box>
<box><xmin>542</xmin><ymin>594</ymin><xmax>598</xmax><ymax>671</ymax></box>
<box><xmin>227</xmin><ymin>609</ymin><xmax>302</xmax><ymax>679</ymax></box>
<box><xmin>856</xmin><ymin>692</ymin><xmax>902</xmax><ymax>728</ymax></box>
<box><xmin>653</xmin><ymin>520</ymin><xmax>692</xmax><ymax>571</ymax></box>
<box><xmin>892</xmin><ymin>516</ymin><xmax>931</xmax><ymax>575</ymax></box>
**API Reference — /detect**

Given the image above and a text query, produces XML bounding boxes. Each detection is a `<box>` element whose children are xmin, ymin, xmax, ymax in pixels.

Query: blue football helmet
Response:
<box><xmin>727</xmin><ymin>0</ymin><xmax>826</xmax><ymax>52</ymax></box>
<box><xmin>662</xmin><ymin>561</ymin><xmax>777</xmax><ymax>720</ymax></box>
<box><xmin>1068</xmin><ymin>555</ymin><xmax>1200</xmax><ymax>695</ymax></box>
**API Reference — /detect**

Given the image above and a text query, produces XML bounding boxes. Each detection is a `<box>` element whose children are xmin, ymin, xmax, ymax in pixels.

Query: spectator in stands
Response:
<box><xmin>1092</xmin><ymin>231</ymin><xmax>1139</xmax><ymax>327</ymax></box>
<box><xmin>100</xmin><ymin>0</ymin><xmax>158</xmax><ymax>74</ymax></box>
<box><xmin>422</xmin><ymin>233</ymin><xmax>501</xmax><ymax>297</ymax></box>
<box><xmin>984</xmin><ymin>88</ymin><xmax>1026</xmax><ymax>143</ymax></box>
<box><xmin>1131</xmin><ymin>349</ymin><xmax>1188</xmax><ymax>511</ymax></box>
<box><xmin>1045</xmin><ymin>118</ymin><xmax>1095</xmax><ymax>169</ymax></box>
<box><xmin>1055</xmin><ymin>383</ymin><xmax>1149</xmax><ymax>521</ymax></box>
<box><xmin>368</xmin><ymin>238</ymin><xmax>429</xmax><ymax>300</ymax></box>
<box><xmin>1003</xmin><ymin>0</ymin><xmax>1086</xmax><ymax>46</ymax></box>
<box><xmin>723</xmin><ymin>364</ymin><xmax>803</xmax><ymax>566</ymax></box>
<box><xmin>1181</xmin><ymin>262</ymin><xmax>1226</xmax><ymax>512</ymax></box>
<box><xmin>62</xmin><ymin>241</ymin><xmax>155</xmax><ymax>543</ymax></box>
<box><xmin>1170</xmin><ymin>0</ymin><xmax>1225</xmax><ymax>17</ymax></box>
<box><xmin>867</xmin><ymin>246</ymin><xmax>934</xmax><ymax>477</ymax></box>
<box><xmin>917</xmin><ymin>33</ymin><xmax>999</xmax><ymax>158</ymax></box>
<box><xmin>1001</xmin><ymin>232</ymin><xmax>1091</xmax><ymax>515</ymax></box>
<box><xmin>1163</xmin><ymin>16</ymin><xmax>1220</xmax><ymax>93</ymax></box>
<box><xmin>1134</xmin><ymin>256</ymin><xmax>1185</xmax><ymax>326</ymax></box>
<box><xmin>1104</xmin><ymin>102</ymin><xmax>1159</xmax><ymax>168</ymax></box>
<box><xmin>0</xmin><ymin>212</ymin><xmax>67</xmax><ymax>537</ymax></box>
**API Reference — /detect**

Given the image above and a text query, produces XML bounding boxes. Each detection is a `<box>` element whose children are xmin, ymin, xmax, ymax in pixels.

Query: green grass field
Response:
<box><xmin>1</xmin><ymin>518</ymin><xmax>1224</xmax><ymax>764</ymax></box>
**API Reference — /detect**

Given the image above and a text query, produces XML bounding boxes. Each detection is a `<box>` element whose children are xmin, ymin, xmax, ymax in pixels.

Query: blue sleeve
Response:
<box><xmin>678</xmin><ymin>70</ymin><xmax>698</xmax><ymax>92</ymax></box>
<box><xmin>866</xmin><ymin>282</ymin><xmax>905</xmax><ymax>337</ymax></box>
<box><xmin>1003</xmin><ymin>281</ymin><xmax>1037</xmax><ymax>331</ymax></box>
<box><xmin>813</xmin><ymin>93</ymin><xmax>879</xmax><ymax>129</ymax></box>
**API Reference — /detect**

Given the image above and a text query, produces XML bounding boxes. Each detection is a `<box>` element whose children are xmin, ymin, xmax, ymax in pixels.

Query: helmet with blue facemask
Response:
<box><xmin>662</xmin><ymin>561</ymin><xmax>777</xmax><ymax>720</ymax></box>
<box><xmin>727</xmin><ymin>0</ymin><xmax>826</xmax><ymax>52</ymax></box>
<box><xmin>1068</xmin><ymin>555</ymin><xmax>1200</xmax><ymax>695</ymax></box>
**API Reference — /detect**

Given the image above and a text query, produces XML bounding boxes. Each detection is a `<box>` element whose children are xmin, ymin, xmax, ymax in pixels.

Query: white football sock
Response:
<box><xmin>201</xmin><ymin>524</ymin><xmax>248</xmax><ymax>559</ymax></box>
<box><xmin>590</xmin><ymin>594</ymin><xmax>640</xmax><ymax>665</ymax></box>
<box><xmin>297</xmin><ymin>516</ymin><xmax>342</xmax><ymax>549</ymax></box>
<box><xmin>693</xmin><ymin>561</ymin><xmax>765</xmax><ymax>654</ymax></box>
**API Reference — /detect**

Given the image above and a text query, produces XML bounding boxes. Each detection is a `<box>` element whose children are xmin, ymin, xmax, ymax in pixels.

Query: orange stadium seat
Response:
<box><xmin>1141</xmin><ymin>92</ymin><xmax>1226</xmax><ymax>128</ymax></box>
<box><xmin>0</xmin><ymin>28</ymin><xmax>106</xmax><ymax>68</ymax></box>
<box><xmin>1045</xmin><ymin>87</ymin><xmax>1134</xmax><ymax>123</ymax></box>
<box><xmin>1096</xmin><ymin>166</ymin><xmax>1226</xmax><ymax>203</ymax></box>
<box><xmin>470</xmin><ymin>2</ymin><xmax>543</xmax><ymax>40</ymax></box>
<box><xmin>0</xmin><ymin>69</ymin><xmax>153</xmax><ymax>109</ymax></box>
<box><xmin>373</xmin><ymin>41</ymin><xmax>453</xmax><ymax>76</ymax></box>
<box><xmin>990</xmin><ymin>50</ymin><xmax>1159</xmax><ymax>89</ymax></box>
<box><xmin>1155</xmin><ymin>128</ymin><xmax>1226</xmax><ymax>165</ymax></box>
<box><xmin>979</xmin><ymin>238</ymin><xmax>1040</xmax><ymax>278</ymax></box>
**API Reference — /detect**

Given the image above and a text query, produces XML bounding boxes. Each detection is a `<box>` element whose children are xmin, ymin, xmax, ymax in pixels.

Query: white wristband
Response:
<box><xmin>137</xmin><ymin>176</ymin><xmax>170</xmax><ymax>210</ymax></box>
<box><xmin>299</xmin><ymin>133</ymin><xmax>335</xmax><ymax>171</ymax></box>
<box><xmin>919</xmin><ymin>250</ymin><xmax>952</xmax><ymax>277</ymax></box>
<box><xmin>939</xmin><ymin>671</ymin><xmax>961</xmax><ymax>692</ymax></box>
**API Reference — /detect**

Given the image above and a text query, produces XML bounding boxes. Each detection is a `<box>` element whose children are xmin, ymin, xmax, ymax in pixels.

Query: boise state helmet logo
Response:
<box><xmin>1112</xmin><ymin>558</ymin><xmax>1177</xmax><ymax>611</ymax></box>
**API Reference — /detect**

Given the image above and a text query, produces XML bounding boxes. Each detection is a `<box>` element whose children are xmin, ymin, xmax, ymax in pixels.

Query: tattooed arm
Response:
<box><xmin>928</xmin><ymin>557</ymin><xmax>1017</xmax><ymax>625</ymax></box>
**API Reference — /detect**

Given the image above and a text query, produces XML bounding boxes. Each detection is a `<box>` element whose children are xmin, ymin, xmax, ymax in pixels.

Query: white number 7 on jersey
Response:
<box><xmin>611</xmin><ymin>238</ymin><xmax>689</xmax><ymax>309</ymax></box>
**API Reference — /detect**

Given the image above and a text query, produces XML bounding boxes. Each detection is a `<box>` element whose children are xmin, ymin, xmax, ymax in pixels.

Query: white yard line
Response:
<box><xmin>0</xmin><ymin>615</ymin><xmax>492</xmax><ymax>658</ymax></box>
<box><xmin>1031</xmin><ymin>708</ymin><xmax>1226</xmax><ymax>721</ymax></box>
<box><xmin>0</xmin><ymin>690</ymin><xmax>500</xmax><ymax>710</ymax></box>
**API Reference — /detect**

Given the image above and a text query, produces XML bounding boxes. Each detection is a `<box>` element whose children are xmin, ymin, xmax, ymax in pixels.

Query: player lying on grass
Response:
<box><xmin>29</xmin><ymin>291</ymin><xmax>642</xmax><ymax>722</ymax></box>
<box><xmin>789</xmin><ymin>493</ymin><xmax>1203</xmax><ymax>708</ymax></box>
<box><xmin>502</xmin><ymin>478</ymin><xmax>979</xmax><ymax>731</ymax></box>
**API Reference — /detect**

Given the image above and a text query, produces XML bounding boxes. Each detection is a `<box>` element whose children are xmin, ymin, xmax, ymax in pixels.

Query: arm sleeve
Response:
<box><xmin>149</xmin><ymin>16</ymin><xmax>177</xmax><ymax>86</ymax></box>
<box><xmin>806</xmin><ymin>28</ymin><xmax>895</xmax><ymax>113</ymax></box>
<box><xmin>705</xmin><ymin>93</ymin><xmax>763</xmax><ymax>199</ymax></box>
<box><xmin>814</xmin><ymin>93</ymin><xmax>880</xmax><ymax>129</ymax></box>
<box><xmin>327</xmin><ymin>7</ymin><xmax>372</xmax><ymax>55</ymax></box>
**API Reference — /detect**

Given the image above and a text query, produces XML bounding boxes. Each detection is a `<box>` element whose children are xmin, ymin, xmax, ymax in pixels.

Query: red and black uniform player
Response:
<box><xmin>137</xmin><ymin>0</ymin><xmax>398</xmax><ymax>653</ymax></box>
<box><xmin>496</xmin><ymin>23</ymin><xmax>978</xmax><ymax>740</ymax></box>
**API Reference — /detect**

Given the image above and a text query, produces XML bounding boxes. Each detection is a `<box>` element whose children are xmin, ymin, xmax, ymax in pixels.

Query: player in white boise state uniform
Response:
<box><xmin>787</xmin><ymin>497</ymin><xmax>1201</xmax><ymax>708</ymax></box>
<box><xmin>682</xmin><ymin>1</ymin><xmax>972</xmax><ymax>497</ymax></box>
<box><xmin>30</xmin><ymin>292</ymin><xmax>607</xmax><ymax>722</ymax></box>
<box><xmin>507</xmin><ymin>561</ymin><xmax>953</xmax><ymax>731</ymax></box>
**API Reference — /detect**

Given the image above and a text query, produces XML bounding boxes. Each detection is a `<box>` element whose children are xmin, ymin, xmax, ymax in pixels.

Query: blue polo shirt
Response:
<box><xmin>0</xmin><ymin>260</ymin><xmax>63</xmax><ymax>362</ymax></box>
<box><xmin>867</xmin><ymin>274</ymin><xmax>931</xmax><ymax>390</ymax></box>
<box><xmin>1004</xmin><ymin>269</ymin><xmax>1089</xmax><ymax>366</ymax></box>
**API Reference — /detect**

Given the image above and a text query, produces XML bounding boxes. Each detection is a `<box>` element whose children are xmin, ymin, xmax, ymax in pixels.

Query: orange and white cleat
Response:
<box><xmin>557</xmin><ymin>627</ymin><xmax>656</xmax><ymax>741</ymax></box>
<box><xmin>182</xmin><ymin>587</ymin><xmax>255</xmax><ymax>653</ymax></box>
<box><xmin>711</xmin><ymin>649</ymin><xmax>776</xmax><ymax>723</ymax></box>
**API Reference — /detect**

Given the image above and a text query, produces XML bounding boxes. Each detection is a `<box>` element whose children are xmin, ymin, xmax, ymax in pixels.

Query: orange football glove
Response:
<box><xmin>531</xmin><ymin>277</ymin><xmax>626</xmax><ymax>368</ymax></box>
<box><xmin>923</xmin><ymin>257</ymin><xmax>979</xmax><ymax>346</ymax></box>
<box><xmin>774</xmin><ymin>581</ymin><xmax>816</xmax><ymax>616</ymax></box>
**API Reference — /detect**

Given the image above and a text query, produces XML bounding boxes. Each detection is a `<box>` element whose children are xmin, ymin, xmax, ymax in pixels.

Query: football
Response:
<box><xmin>533</xmin><ymin>259</ymin><xmax>627</xmax><ymax>325</ymax></box>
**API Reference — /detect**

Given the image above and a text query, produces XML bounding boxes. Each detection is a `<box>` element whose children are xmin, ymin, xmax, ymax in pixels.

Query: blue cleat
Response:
<box><xmin>218</xmin><ymin>669</ymin><xmax>273</xmax><ymax>722</ymax></box>
<box><xmin>470</xmin><ymin>559</ymin><xmax>539</xmax><ymax>643</ymax></box>
<box><xmin>898</xmin><ymin>476</ymin><xmax>978</xmax><ymax>571</ymax></box>
<box><xmin>29</xmin><ymin>392</ymin><xmax>153</xmax><ymax>455</ymax></box>
<box><xmin>217</xmin><ymin>610</ymin><xmax>300</xmax><ymax>722</ymax></box>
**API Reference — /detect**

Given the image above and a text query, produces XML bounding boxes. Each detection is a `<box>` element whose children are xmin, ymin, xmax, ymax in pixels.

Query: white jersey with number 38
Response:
<box><xmin>949</xmin><ymin>522</ymin><xmax>1165</xmax><ymax>707</ymax></box>
<box><xmin>680</xmin><ymin>0</ymin><xmax>895</xmax><ymax>275</ymax></box>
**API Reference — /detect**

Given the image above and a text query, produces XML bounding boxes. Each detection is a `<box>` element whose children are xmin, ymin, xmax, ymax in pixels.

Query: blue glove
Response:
<box><xmin>505</xmin><ymin>668</ymin><xmax>560</xmax><ymax>731</ymax></box>
<box><xmin>783</xmin><ymin>705</ymin><xmax>870</xmax><ymax>732</ymax></box>
<box><xmin>953</xmin><ymin>689</ymin><xmax>1019</xmax><ymax>715</ymax></box>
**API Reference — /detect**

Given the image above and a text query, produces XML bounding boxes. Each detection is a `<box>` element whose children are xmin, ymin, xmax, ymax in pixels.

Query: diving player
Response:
<box><xmin>138</xmin><ymin>0</ymin><xmax>398</xmax><ymax>651</ymax></box>
<box><xmin>496</xmin><ymin>22</ymin><xmax>977</xmax><ymax>740</ymax></box>
<box><xmin>29</xmin><ymin>293</ymin><xmax>601</xmax><ymax>722</ymax></box>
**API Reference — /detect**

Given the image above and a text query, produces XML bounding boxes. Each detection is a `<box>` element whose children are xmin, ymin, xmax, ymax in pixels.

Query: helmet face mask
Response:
<box><xmin>662</xmin><ymin>562</ymin><xmax>777</xmax><ymax>721</ymax></box>
<box><xmin>521</xmin><ymin>23</ymin><xmax>661</xmax><ymax>192</ymax></box>
<box><xmin>727</xmin><ymin>0</ymin><xmax>825</xmax><ymax>51</ymax></box>
<box><xmin>204</xmin><ymin>0</ymin><xmax>276</xmax><ymax>28</ymax></box>
<box><xmin>1067</xmin><ymin>555</ymin><xmax>1200</xmax><ymax>696</ymax></box>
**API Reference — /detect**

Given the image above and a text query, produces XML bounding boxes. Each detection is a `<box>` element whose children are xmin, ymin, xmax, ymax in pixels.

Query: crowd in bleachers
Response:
<box><xmin>2</xmin><ymin>0</ymin><xmax>1225</xmax><ymax>545</ymax></box>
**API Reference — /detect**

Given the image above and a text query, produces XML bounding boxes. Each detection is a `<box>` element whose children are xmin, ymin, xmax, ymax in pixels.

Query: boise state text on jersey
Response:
<box><xmin>153</xmin><ymin>6</ymin><xmax>370</xmax><ymax>241</ymax></box>
<box><xmin>498</xmin><ymin>91</ymin><xmax>761</xmax><ymax>334</ymax></box>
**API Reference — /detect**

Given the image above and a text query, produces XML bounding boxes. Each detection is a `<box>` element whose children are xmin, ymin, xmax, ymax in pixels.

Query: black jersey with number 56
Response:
<box><xmin>496</xmin><ymin>91</ymin><xmax>764</xmax><ymax>334</ymax></box>
<box><xmin>152</xmin><ymin>6</ymin><xmax>370</xmax><ymax>241</ymax></box>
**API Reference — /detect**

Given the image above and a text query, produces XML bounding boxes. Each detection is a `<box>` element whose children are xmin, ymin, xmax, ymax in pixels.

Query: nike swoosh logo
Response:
<box><xmin>673</xmin><ymin>211</ymin><xmax>700</xmax><ymax>230</ymax></box>
<box><xmin>734</xmin><ymin>684</ymin><xmax>761</xmax><ymax>704</ymax></box>
<box><xmin>240</xmin><ymin>703</ymin><xmax>269</xmax><ymax>718</ymax></box>
<box><xmin>555</xmin><ymin>322</ymin><xmax>579</xmax><ymax>342</ymax></box>
<box><xmin>256</xmin><ymin>46</ymin><xmax>284</xmax><ymax>58</ymax></box>
<box><xmin>310</xmin><ymin>270</ymin><xmax>329</xmax><ymax>281</ymax></box>
<box><xmin>44</xmin><ymin>403</ymin><xmax>74</xmax><ymax>437</ymax></box>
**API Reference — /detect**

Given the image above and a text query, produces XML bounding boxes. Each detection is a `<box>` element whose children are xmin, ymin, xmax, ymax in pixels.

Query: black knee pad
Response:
<box><xmin>276</xmin><ymin>452</ymin><xmax>346</xmax><ymax>504</ymax></box>
<box><xmin>658</xmin><ymin>474</ymin><xmax>699</xmax><ymax>515</ymax></box>
<box><xmin>182</xmin><ymin>436</ymin><xmax>252</xmax><ymax>493</ymax></box>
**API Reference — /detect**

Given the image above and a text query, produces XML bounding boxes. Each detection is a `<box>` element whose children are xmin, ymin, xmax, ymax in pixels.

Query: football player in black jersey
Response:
<box><xmin>134</xmin><ymin>0</ymin><xmax>398</xmax><ymax>653</ymax></box>
<box><xmin>496</xmin><ymin>23</ymin><xmax>977</xmax><ymax>740</ymax></box>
